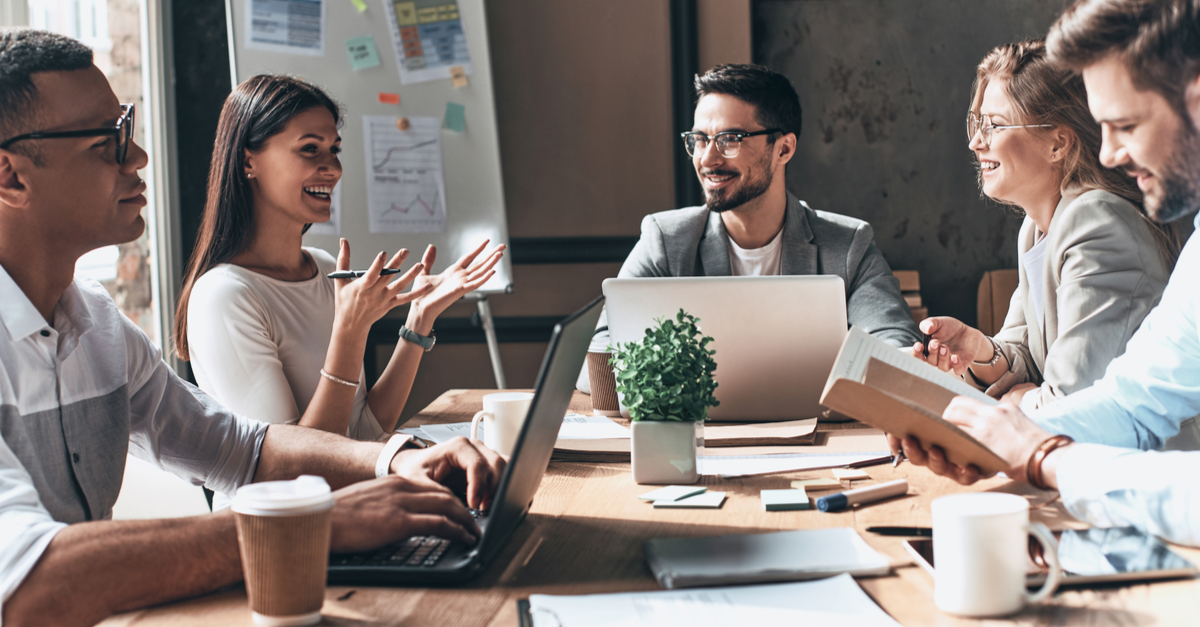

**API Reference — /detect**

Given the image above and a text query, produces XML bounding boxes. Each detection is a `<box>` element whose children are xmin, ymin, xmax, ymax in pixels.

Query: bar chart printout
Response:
<box><xmin>363</xmin><ymin>115</ymin><xmax>448</xmax><ymax>234</ymax></box>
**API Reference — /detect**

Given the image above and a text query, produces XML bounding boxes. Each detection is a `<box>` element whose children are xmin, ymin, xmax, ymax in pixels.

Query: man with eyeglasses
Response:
<box><xmin>0</xmin><ymin>29</ymin><xmax>505</xmax><ymax>627</ymax></box>
<box><xmin>896</xmin><ymin>0</ymin><xmax>1200</xmax><ymax>548</ymax></box>
<box><xmin>579</xmin><ymin>64</ymin><xmax>920</xmax><ymax>392</ymax></box>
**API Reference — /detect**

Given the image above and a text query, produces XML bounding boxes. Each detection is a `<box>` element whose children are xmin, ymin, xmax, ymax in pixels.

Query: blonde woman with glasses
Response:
<box><xmin>913</xmin><ymin>39</ymin><xmax>1183</xmax><ymax>413</ymax></box>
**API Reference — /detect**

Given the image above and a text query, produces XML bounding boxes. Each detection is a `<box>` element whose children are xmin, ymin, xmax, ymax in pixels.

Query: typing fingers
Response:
<box><xmin>401</xmin><ymin>513</ymin><xmax>479</xmax><ymax>546</ymax></box>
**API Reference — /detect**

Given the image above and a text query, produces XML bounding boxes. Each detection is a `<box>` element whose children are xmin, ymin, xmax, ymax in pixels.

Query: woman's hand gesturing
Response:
<box><xmin>331</xmin><ymin>238</ymin><xmax>432</xmax><ymax>336</ymax></box>
<box><xmin>408</xmin><ymin>239</ymin><xmax>506</xmax><ymax>323</ymax></box>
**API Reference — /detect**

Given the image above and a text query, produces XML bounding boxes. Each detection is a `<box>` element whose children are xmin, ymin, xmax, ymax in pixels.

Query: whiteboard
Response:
<box><xmin>225</xmin><ymin>0</ymin><xmax>512</xmax><ymax>293</ymax></box>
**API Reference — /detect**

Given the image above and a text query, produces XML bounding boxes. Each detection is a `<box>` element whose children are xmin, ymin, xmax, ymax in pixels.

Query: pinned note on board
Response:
<box><xmin>450</xmin><ymin>65</ymin><xmax>468</xmax><ymax>88</ymax></box>
<box><xmin>378</xmin><ymin>92</ymin><xmax>400</xmax><ymax>105</ymax></box>
<box><xmin>444</xmin><ymin>102</ymin><xmax>465</xmax><ymax>132</ymax></box>
<box><xmin>349</xmin><ymin>0</ymin><xmax>367</xmax><ymax>12</ymax></box>
<box><xmin>346</xmin><ymin>36</ymin><xmax>381</xmax><ymax>71</ymax></box>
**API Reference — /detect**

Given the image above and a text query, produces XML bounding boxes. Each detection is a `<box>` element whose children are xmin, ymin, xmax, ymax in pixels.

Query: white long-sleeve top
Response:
<box><xmin>187</xmin><ymin>247</ymin><xmax>384</xmax><ymax>442</ymax></box>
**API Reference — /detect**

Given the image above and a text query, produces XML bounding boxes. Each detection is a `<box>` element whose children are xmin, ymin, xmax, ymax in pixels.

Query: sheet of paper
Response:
<box><xmin>246</xmin><ymin>0</ymin><xmax>326</xmax><ymax>57</ymax></box>
<box><xmin>557</xmin><ymin>414</ymin><xmax>630</xmax><ymax>440</ymax></box>
<box><xmin>384</xmin><ymin>0</ymin><xmax>474</xmax><ymax>85</ymax></box>
<box><xmin>639</xmin><ymin>486</ymin><xmax>707</xmax><ymax>502</ymax></box>
<box><xmin>345</xmin><ymin>35</ymin><xmax>381</xmax><ymax>70</ymax></box>
<box><xmin>443</xmin><ymin>101</ymin><xmax>465</xmax><ymax>132</ymax></box>
<box><xmin>362</xmin><ymin>115</ymin><xmax>447</xmax><ymax>233</ymax></box>
<box><xmin>653</xmin><ymin>491</ymin><xmax>726</xmax><ymax>509</ymax></box>
<box><xmin>828</xmin><ymin>327</ymin><xmax>995</xmax><ymax>405</ymax></box>
<box><xmin>528</xmin><ymin>573</ymin><xmax>901</xmax><ymax>627</ymax></box>
<box><xmin>304</xmin><ymin>182</ymin><xmax>341</xmax><ymax>236</ymax></box>
<box><xmin>698</xmin><ymin>452</ymin><xmax>891</xmax><ymax>479</ymax></box>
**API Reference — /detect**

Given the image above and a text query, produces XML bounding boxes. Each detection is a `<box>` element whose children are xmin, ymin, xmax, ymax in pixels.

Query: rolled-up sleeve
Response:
<box><xmin>0</xmin><ymin>437</ymin><xmax>67</xmax><ymax>607</ymax></box>
<box><xmin>123</xmin><ymin>317</ymin><xmax>268</xmax><ymax>497</ymax></box>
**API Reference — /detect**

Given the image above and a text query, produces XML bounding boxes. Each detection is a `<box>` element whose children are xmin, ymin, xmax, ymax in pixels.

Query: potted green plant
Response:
<box><xmin>610</xmin><ymin>309</ymin><xmax>719</xmax><ymax>484</ymax></box>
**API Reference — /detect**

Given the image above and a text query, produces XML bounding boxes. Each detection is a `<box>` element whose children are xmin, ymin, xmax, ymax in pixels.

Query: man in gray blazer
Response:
<box><xmin>581</xmin><ymin>64</ymin><xmax>919</xmax><ymax>392</ymax></box>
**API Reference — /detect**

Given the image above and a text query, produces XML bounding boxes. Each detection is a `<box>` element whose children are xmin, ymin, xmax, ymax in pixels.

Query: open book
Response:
<box><xmin>819</xmin><ymin>327</ymin><xmax>1008</xmax><ymax>474</ymax></box>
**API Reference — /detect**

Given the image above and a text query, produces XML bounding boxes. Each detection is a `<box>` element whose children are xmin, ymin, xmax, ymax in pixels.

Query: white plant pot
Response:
<box><xmin>631</xmin><ymin>420</ymin><xmax>703</xmax><ymax>485</ymax></box>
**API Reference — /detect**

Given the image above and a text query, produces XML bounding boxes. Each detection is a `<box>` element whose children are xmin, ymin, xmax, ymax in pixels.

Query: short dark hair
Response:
<box><xmin>0</xmin><ymin>28</ymin><xmax>94</xmax><ymax>163</ymax></box>
<box><xmin>694</xmin><ymin>64</ymin><xmax>802</xmax><ymax>139</ymax></box>
<box><xmin>174</xmin><ymin>74</ymin><xmax>342</xmax><ymax>361</ymax></box>
<box><xmin>1046</xmin><ymin>0</ymin><xmax>1200</xmax><ymax>120</ymax></box>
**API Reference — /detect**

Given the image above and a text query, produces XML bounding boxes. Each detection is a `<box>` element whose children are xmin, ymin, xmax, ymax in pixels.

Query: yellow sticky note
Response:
<box><xmin>791</xmin><ymin>478</ymin><xmax>843</xmax><ymax>491</ymax></box>
<box><xmin>832</xmin><ymin>468</ymin><xmax>871</xmax><ymax>481</ymax></box>
<box><xmin>350</xmin><ymin>0</ymin><xmax>367</xmax><ymax>12</ymax></box>
<box><xmin>450</xmin><ymin>65</ymin><xmax>468</xmax><ymax>88</ymax></box>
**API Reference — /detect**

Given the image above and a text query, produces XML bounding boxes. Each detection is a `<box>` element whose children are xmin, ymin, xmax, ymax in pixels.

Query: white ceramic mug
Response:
<box><xmin>470</xmin><ymin>392</ymin><xmax>534</xmax><ymax>457</ymax></box>
<box><xmin>932</xmin><ymin>492</ymin><xmax>1063</xmax><ymax>617</ymax></box>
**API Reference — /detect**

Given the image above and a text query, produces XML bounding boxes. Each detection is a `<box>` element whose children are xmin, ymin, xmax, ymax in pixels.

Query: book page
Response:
<box><xmin>826</xmin><ymin>327</ymin><xmax>996</xmax><ymax>406</ymax></box>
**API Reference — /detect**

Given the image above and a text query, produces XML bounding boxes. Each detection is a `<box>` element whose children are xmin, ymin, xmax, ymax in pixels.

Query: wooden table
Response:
<box><xmin>102</xmin><ymin>390</ymin><xmax>1200</xmax><ymax>626</ymax></box>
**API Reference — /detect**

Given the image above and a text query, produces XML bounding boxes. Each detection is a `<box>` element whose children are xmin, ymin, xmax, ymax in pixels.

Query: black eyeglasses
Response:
<box><xmin>681</xmin><ymin>128</ymin><xmax>782</xmax><ymax>158</ymax></box>
<box><xmin>0</xmin><ymin>103</ymin><xmax>135</xmax><ymax>164</ymax></box>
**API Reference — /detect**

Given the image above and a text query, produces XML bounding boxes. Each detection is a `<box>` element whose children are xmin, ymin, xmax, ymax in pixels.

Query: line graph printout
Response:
<box><xmin>363</xmin><ymin>115</ymin><xmax>447</xmax><ymax>233</ymax></box>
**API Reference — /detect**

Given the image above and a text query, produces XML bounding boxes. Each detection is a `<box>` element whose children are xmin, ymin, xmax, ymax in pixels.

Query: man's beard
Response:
<box><xmin>701</xmin><ymin>151</ymin><xmax>774</xmax><ymax>213</ymax></box>
<box><xmin>1141</xmin><ymin>124</ymin><xmax>1200</xmax><ymax>224</ymax></box>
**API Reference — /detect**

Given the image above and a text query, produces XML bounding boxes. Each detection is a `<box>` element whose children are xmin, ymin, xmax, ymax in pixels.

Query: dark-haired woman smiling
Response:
<box><xmin>175</xmin><ymin>75</ymin><xmax>502</xmax><ymax>464</ymax></box>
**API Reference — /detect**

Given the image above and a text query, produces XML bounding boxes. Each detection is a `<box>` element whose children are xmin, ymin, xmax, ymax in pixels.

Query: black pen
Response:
<box><xmin>922</xmin><ymin>332</ymin><xmax>931</xmax><ymax>358</ymax></box>
<box><xmin>866</xmin><ymin>526</ymin><xmax>932</xmax><ymax>537</ymax></box>
<box><xmin>327</xmin><ymin>268</ymin><xmax>405</xmax><ymax>279</ymax></box>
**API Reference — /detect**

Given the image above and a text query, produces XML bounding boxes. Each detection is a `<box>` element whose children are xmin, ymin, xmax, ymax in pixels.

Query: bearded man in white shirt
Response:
<box><xmin>895</xmin><ymin>0</ymin><xmax>1200</xmax><ymax>547</ymax></box>
<box><xmin>0</xmin><ymin>29</ymin><xmax>504</xmax><ymax>627</ymax></box>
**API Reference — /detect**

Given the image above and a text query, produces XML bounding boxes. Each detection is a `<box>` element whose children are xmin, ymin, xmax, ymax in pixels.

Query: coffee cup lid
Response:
<box><xmin>232</xmin><ymin>475</ymin><xmax>334</xmax><ymax>516</ymax></box>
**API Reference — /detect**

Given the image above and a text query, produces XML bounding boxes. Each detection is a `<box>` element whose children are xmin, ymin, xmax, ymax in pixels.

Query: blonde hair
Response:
<box><xmin>970</xmin><ymin>39</ymin><xmax>1182</xmax><ymax>262</ymax></box>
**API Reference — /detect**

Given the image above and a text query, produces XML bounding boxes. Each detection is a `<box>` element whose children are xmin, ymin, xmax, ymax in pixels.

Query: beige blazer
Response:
<box><xmin>977</xmin><ymin>189</ymin><xmax>1174</xmax><ymax>410</ymax></box>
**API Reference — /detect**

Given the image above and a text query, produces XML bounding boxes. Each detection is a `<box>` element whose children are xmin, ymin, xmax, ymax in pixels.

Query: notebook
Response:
<box><xmin>327</xmin><ymin>295</ymin><xmax>604</xmax><ymax>585</ymax></box>
<box><xmin>644</xmin><ymin>527</ymin><xmax>890</xmax><ymax>589</ymax></box>
<box><xmin>603</xmin><ymin>276</ymin><xmax>847</xmax><ymax>422</ymax></box>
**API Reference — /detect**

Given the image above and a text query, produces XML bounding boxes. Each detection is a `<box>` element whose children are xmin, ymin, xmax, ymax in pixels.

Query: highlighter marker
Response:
<box><xmin>816</xmin><ymin>479</ymin><xmax>909</xmax><ymax>512</ymax></box>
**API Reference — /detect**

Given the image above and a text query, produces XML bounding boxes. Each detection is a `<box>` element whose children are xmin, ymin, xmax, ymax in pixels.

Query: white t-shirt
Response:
<box><xmin>728</xmin><ymin>228</ymin><xmax>784</xmax><ymax>276</ymax></box>
<box><xmin>187</xmin><ymin>247</ymin><xmax>384</xmax><ymax>442</ymax></box>
<box><xmin>1023</xmin><ymin>232</ymin><xmax>1049</xmax><ymax>325</ymax></box>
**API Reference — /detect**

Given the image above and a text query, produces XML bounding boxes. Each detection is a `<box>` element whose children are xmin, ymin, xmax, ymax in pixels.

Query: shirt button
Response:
<box><xmin>40</xmin><ymin>330</ymin><xmax>50</xmax><ymax>337</ymax></box>
<box><xmin>72</xmin><ymin>453</ymin><xmax>80</xmax><ymax>463</ymax></box>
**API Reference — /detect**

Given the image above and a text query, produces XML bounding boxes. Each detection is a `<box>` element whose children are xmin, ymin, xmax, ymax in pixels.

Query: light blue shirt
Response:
<box><xmin>1057</xmin><ymin>444</ymin><xmax>1200</xmax><ymax>547</ymax></box>
<box><xmin>1031</xmin><ymin>211</ymin><xmax>1200</xmax><ymax>450</ymax></box>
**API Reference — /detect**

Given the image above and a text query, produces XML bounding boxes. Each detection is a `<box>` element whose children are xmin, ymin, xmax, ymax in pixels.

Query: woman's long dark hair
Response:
<box><xmin>173</xmin><ymin>74</ymin><xmax>341</xmax><ymax>361</ymax></box>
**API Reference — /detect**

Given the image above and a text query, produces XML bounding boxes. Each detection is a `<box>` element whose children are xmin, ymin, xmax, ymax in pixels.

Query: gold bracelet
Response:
<box><xmin>1024</xmin><ymin>434</ymin><xmax>1074</xmax><ymax>490</ymax></box>
<box><xmin>319</xmin><ymin>368</ymin><xmax>358</xmax><ymax>388</ymax></box>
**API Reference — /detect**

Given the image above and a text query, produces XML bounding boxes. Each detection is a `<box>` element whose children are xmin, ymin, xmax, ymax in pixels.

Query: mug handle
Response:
<box><xmin>470</xmin><ymin>410</ymin><xmax>491</xmax><ymax>441</ymax></box>
<box><xmin>1023</xmin><ymin>522</ymin><xmax>1063</xmax><ymax>604</ymax></box>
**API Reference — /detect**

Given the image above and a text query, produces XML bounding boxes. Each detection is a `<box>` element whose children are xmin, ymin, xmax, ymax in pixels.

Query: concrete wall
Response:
<box><xmin>754</xmin><ymin>0</ymin><xmax>1071</xmax><ymax>323</ymax></box>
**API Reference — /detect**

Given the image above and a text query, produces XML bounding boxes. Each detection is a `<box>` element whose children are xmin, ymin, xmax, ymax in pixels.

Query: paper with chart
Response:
<box><xmin>384</xmin><ymin>0</ymin><xmax>474</xmax><ymax>84</ymax></box>
<box><xmin>363</xmin><ymin>115</ymin><xmax>447</xmax><ymax>233</ymax></box>
<box><xmin>245</xmin><ymin>0</ymin><xmax>326</xmax><ymax>56</ymax></box>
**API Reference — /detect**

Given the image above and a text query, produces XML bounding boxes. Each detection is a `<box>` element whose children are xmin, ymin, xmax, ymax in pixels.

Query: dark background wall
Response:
<box><xmin>754</xmin><ymin>0</ymin><xmax>1072</xmax><ymax>323</ymax></box>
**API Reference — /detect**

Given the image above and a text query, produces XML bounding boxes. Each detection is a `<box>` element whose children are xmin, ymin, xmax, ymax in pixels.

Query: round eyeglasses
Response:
<box><xmin>967</xmin><ymin>112</ymin><xmax>1052</xmax><ymax>149</ymax></box>
<box><xmin>681</xmin><ymin>128</ymin><xmax>782</xmax><ymax>158</ymax></box>
<box><xmin>0</xmin><ymin>103</ymin><xmax>135</xmax><ymax>164</ymax></box>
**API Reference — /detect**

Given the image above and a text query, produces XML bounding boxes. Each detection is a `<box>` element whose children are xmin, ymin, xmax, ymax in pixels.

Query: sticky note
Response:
<box><xmin>653</xmin><ymin>491</ymin><xmax>726</xmax><ymax>509</ymax></box>
<box><xmin>791</xmin><ymin>478</ymin><xmax>843</xmax><ymax>491</ymax></box>
<box><xmin>832</xmin><ymin>468</ymin><xmax>871</xmax><ymax>481</ymax></box>
<box><xmin>349</xmin><ymin>0</ymin><xmax>367</xmax><ymax>12</ymax></box>
<box><xmin>378</xmin><ymin>92</ymin><xmax>400</xmax><ymax>105</ymax></box>
<box><xmin>346</xmin><ymin>36</ymin><xmax>381</xmax><ymax>71</ymax></box>
<box><xmin>639</xmin><ymin>486</ymin><xmax>706</xmax><ymax>502</ymax></box>
<box><xmin>450</xmin><ymin>65</ymin><xmax>468</xmax><ymax>87</ymax></box>
<box><xmin>443</xmin><ymin>101</ymin><xmax>465</xmax><ymax>132</ymax></box>
<box><xmin>761</xmin><ymin>488</ymin><xmax>811</xmax><ymax>511</ymax></box>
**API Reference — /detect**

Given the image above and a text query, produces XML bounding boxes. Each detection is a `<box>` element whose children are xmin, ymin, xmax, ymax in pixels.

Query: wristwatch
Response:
<box><xmin>376</xmin><ymin>433</ymin><xmax>419</xmax><ymax>478</ymax></box>
<box><xmin>399</xmin><ymin>325</ymin><xmax>436</xmax><ymax>351</ymax></box>
<box><xmin>971</xmin><ymin>336</ymin><xmax>1003</xmax><ymax>367</ymax></box>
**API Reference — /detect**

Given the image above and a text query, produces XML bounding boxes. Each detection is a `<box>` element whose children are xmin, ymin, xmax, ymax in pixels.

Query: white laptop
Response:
<box><xmin>603</xmin><ymin>276</ymin><xmax>847</xmax><ymax>422</ymax></box>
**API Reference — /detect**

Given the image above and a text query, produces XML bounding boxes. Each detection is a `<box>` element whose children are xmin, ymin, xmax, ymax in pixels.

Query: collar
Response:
<box><xmin>1193</xmin><ymin>210</ymin><xmax>1200</xmax><ymax>231</ymax></box>
<box><xmin>0</xmin><ymin>263</ymin><xmax>94</xmax><ymax>343</ymax></box>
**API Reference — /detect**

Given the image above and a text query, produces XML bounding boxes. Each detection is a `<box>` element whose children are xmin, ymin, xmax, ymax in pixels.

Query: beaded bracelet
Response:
<box><xmin>1024</xmin><ymin>434</ymin><xmax>1074</xmax><ymax>490</ymax></box>
<box><xmin>319</xmin><ymin>368</ymin><xmax>358</xmax><ymax>388</ymax></box>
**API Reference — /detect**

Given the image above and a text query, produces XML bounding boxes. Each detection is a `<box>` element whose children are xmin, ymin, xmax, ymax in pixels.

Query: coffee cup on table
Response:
<box><xmin>470</xmin><ymin>392</ymin><xmax>534</xmax><ymax>457</ymax></box>
<box><xmin>232</xmin><ymin>475</ymin><xmax>334</xmax><ymax>626</ymax></box>
<box><xmin>932</xmin><ymin>492</ymin><xmax>1063</xmax><ymax>617</ymax></box>
<box><xmin>586</xmin><ymin>351</ymin><xmax>621</xmax><ymax>417</ymax></box>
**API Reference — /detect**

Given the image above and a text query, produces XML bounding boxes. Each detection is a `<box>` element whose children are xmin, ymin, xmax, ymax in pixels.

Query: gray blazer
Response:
<box><xmin>981</xmin><ymin>189</ymin><xmax>1175</xmax><ymax>409</ymax></box>
<box><xmin>579</xmin><ymin>193</ymin><xmax>920</xmax><ymax>392</ymax></box>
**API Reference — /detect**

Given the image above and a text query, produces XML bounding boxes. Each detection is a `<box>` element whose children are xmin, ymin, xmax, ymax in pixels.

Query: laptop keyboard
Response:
<box><xmin>332</xmin><ymin>536</ymin><xmax>451</xmax><ymax>568</ymax></box>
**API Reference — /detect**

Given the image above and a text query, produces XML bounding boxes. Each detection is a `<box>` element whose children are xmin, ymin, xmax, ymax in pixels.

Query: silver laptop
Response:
<box><xmin>603</xmin><ymin>276</ymin><xmax>847</xmax><ymax>422</ymax></box>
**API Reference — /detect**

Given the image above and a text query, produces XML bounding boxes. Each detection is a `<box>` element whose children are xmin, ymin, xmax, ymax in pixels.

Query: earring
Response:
<box><xmin>246</xmin><ymin>172</ymin><xmax>254</xmax><ymax>179</ymax></box>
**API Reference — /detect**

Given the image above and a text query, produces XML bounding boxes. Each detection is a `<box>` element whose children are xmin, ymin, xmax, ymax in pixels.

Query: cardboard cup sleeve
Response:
<box><xmin>587</xmin><ymin>351</ymin><xmax>621</xmax><ymax>416</ymax></box>
<box><xmin>234</xmin><ymin>508</ymin><xmax>332</xmax><ymax>623</ymax></box>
